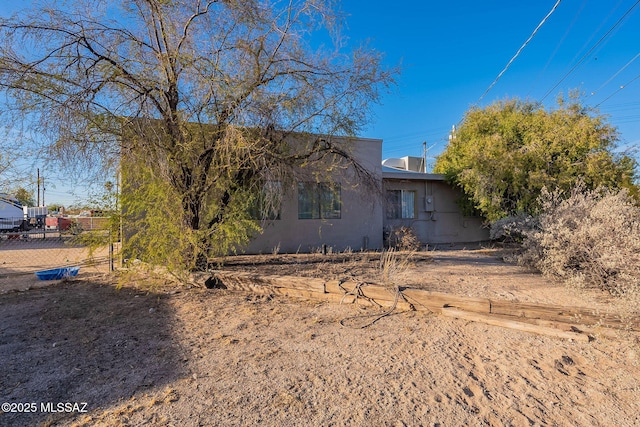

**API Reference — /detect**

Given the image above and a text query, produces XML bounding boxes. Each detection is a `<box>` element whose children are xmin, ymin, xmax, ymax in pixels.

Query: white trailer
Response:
<box><xmin>23</xmin><ymin>205</ymin><xmax>48</xmax><ymax>228</ymax></box>
<box><xmin>24</xmin><ymin>206</ymin><xmax>48</xmax><ymax>218</ymax></box>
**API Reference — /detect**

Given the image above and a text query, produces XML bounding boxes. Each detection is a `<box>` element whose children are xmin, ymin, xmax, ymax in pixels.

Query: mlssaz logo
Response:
<box><xmin>40</xmin><ymin>402</ymin><xmax>88</xmax><ymax>413</ymax></box>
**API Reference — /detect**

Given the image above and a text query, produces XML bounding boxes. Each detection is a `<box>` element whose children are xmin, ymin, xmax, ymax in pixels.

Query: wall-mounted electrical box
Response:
<box><xmin>424</xmin><ymin>196</ymin><xmax>435</xmax><ymax>212</ymax></box>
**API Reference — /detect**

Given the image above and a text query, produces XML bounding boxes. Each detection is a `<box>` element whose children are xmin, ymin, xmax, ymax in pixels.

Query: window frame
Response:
<box><xmin>298</xmin><ymin>182</ymin><xmax>342</xmax><ymax>220</ymax></box>
<box><xmin>386</xmin><ymin>189</ymin><xmax>416</xmax><ymax>219</ymax></box>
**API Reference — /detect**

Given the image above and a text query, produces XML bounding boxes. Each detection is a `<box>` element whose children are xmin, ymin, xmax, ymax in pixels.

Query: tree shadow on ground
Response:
<box><xmin>0</xmin><ymin>279</ymin><xmax>185</xmax><ymax>426</ymax></box>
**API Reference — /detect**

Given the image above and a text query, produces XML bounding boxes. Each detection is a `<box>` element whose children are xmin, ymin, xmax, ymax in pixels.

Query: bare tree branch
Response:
<box><xmin>0</xmin><ymin>0</ymin><xmax>396</xmax><ymax>268</ymax></box>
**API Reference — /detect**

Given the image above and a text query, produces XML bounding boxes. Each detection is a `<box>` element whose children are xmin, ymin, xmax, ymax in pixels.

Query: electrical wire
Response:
<box><xmin>540</xmin><ymin>0</ymin><xmax>640</xmax><ymax>102</ymax></box>
<box><xmin>478</xmin><ymin>0</ymin><xmax>562</xmax><ymax>103</ymax></box>
<box><xmin>564</xmin><ymin>0</ymin><xmax>624</xmax><ymax>75</ymax></box>
<box><xmin>527</xmin><ymin>0</ymin><xmax>587</xmax><ymax>99</ymax></box>
<box><xmin>591</xmin><ymin>52</ymin><xmax>640</xmax><ymax>96</ymax></box>
<box><xmin>595</xmin><ymin>73</ymin><xmax>640</xmax><ymax>107</ymax></box>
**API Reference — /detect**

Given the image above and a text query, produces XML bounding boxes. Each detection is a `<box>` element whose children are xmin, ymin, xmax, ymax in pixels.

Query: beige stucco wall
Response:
<box><xmin>383</xmin><ymin>175</ymin><xmax>489</xmax><ymax>246</ymax></box>
<box><xmin>243</xmin><ymin>137</ymin><xmax>384</xmax><ymax>254</ymax></box>
<box><xmin>245</xmin><ymin>141</ymin><xmax>490</xmax><ymax>254</ymax></box>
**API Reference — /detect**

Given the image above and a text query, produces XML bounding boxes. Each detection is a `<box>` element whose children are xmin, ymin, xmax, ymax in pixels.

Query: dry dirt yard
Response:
<box><xmin>1</xmin><ymin>247</ymin><xmax>639</xmax><ymax>426</ymax></box>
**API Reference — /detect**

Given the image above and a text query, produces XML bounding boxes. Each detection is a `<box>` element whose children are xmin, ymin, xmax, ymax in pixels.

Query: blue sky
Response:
<box><xmin>1</xmin><ymin>0</ymin><xmax>639</xmax><ymax>205</ymax></box>
<box><xmin>343</xmin><ymin>0</ymin><xmax>640</xmax><ymax>164</ymax></box>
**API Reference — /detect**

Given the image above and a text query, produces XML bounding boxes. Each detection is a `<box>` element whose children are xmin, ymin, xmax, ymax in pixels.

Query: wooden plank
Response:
<box><xmin>441</xmin><ymin>308</ymin><xmax>590</xmax><ymax>342</ymax></box>
<box><xmin>324</xmin><ymin>279</ymin><xmax>392</xmax><ymax>300</ymax></box>
<box><xmin>214</xmin><ymin>273</ymin><xmax>414</xmax><ymax>310</ymax></box>
<box><xmin>490</xmin><ymin>300</ymin><xmax>593</xmax><ymax>319</ymax></box>
<box><xmin>267</xmin><ymin>275</ymin><xmax>326</xmax><ymax>293</ymax></box>
<box><xmin>213</xmin><ymin>271</ymin><xmax>639</xmax><ymax>332</ymax></box>
<box><xmin>325</xmin><ymin>281</ymin><xmax>491</xmax><ymax>314</ymax></box>
<box><xmin>213</xmin><ymin>271</ymin><xmax>326</xmax><ymax>293</ymax></box>
<box><xmin>339</xmin><ymin>282</ymin><xmax>397</xmax><ymax>302</ymax></box>
<box><xmin>401</xmin><ymin>289</ymin><xmax>491</xmax><ymax>314</ymax></box>
<box><xmin>231</xmin><ymin>280</ymin><xmax>413</xmax><ymax>310</ymax></box>
<box><xmin>489</xmin><ymin>300</ymin><xmax>635</xmax><ymax>330</ymax></box>
<box><xmin>516</xmin><ymin>316</ymin><xmax>620</xmax><ymax>340</ymax></box>
<box><xmin>217</xmin><ymin>279</ymin><xmax>327</xmax><ymax>301</ymax></box>
<box><xmin>278</xmin><ymin>288</ymin><xmax>412</xmax><ymax>311</ymax></box>
<box><xmin>324</xmin><ymin>279</ymin><xmax>361</xmax><ymax>295</ymax></box>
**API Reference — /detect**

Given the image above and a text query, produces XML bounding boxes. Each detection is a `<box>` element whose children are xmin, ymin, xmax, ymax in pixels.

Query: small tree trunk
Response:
<box><xmin>183</xmin><ymin>194</ymin><xmax>209</xmax><ymax>271</ymax></box>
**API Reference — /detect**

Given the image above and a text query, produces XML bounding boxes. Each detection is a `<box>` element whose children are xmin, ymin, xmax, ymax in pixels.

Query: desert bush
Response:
<box><xmin>519</xmin><ymin>183</ymin><xmax>640</xmax><ymax>297</ymax></box>
<box><xmin>378</xmin><ymin>248</ymin><xmax>414</xmax><ymax>285</ymax></box>
<box><xmin>489</xmin><ymin>214</ymin><xmax>539</xmax><ymax>242</ymax></box>
<box><xmin>386</xmin><ymin>226</ymin><xmax>421</xmax><ymax>251</ymax></box>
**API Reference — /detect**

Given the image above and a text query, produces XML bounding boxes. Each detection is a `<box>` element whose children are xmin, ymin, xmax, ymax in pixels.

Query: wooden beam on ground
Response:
<box><xmin>402</xmin><ymin>288</ymin><xmax>491</xmax><ymax>314</ymax></box>
<box><xmin>441</xmin><ymin>307</ymin><xmax>591</xmax><ymax>342</ymax></box>
<box><xmin>488</xmin><ymin>300</ymin><xmax>636</xmax><ymax>330</ymax></box>
<box><xmin>213</xmin><ymin>271</ymin><xmax>326</xmax><ymax>293</ymax></box>
<box><xmin>514</xmin><ymin>316</ymin><xmax>621</xmax><ymax>340</ymax></box>
<box><xmin>325</xmin><ymin>280</ymin><xmax>397</xmax><ymax>302</ymax></box>
<box><xmin>325</xmin><ymin>281</ymin><xmax>492</xmax><ymax>314</ymax></box>
<box><xmin>212</xmin><ymin>271</ymin><xmax>639</xmax><ymax>333</ymax></box>
<box><xmin>213</xmin><ymin>273</ymin><xmax>413</xmax><ymax>310</ymax></box>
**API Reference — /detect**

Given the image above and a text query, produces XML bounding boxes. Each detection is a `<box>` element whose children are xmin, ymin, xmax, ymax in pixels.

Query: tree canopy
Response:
<box><xmin>0</xmin><ymin>0</ymin><xmax>395</xmax><ymax>269</ymax></box>
<box><xmin>14</xmin><ymin>187</ymin><xmax>36</xmax><ymax>207</ymax></box>
<box><xmin>434</xmin><ymin>97</ymin><xmax>638</xmax><ymax>221</ymax></box>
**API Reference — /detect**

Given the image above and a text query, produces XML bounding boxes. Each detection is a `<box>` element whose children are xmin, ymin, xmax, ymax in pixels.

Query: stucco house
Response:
<box><xmin>121</xmin><ymin>129</ymin><xmax>488</xmax><ymax>255</ymax></box>
<box><xmin>244</xmin><ymin>138</ymin><xmax>488</xmax><ymax>254</ymax></box>
<box><xmin>243</xmin><ymin>136</ymin><xmax>385</xmax><ymax>254</ymax></box>
<box><xmin>381</xmin><ymin>157</ymin><xmax>488</xmax><ymax>247</ymax></box>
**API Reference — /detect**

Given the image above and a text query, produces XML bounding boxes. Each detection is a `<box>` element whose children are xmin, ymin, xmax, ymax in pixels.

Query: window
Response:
<box><xmin>386</xmin><ymin>190</ymin><xmax>416</xmax><ymax>219</ymax></box>
<box><xmin>249</xmin><ymin>181</ymin><xmax>282</xmax><ymax>220</ymax></box>
<box><xmin>298</xmin><ymin>182</ymin><xmax>341</xmax><ymax>219</ymax></box>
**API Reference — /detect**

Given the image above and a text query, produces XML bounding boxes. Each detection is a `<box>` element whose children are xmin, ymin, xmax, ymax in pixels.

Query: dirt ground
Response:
<box><xmin>1</xmin><ymin>247</ymin><xmax>639</xmax><ymax>426</ymax></box>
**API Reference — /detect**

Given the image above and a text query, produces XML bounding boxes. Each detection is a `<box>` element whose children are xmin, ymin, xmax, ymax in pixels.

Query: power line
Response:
<box><xmin>527</xmin><ymin>0</ymin><xmax>587</xmax><ymax>98</ymax></box>
<box><xmin>595</xmin><ymin>73</ymin><xmax>640</xmax><ymax>107</ymax></box>
<box><xmin>478</xmin><ymin>0</ymin><xmax>562</xmax><ymax>104</ymax></box>
<box><xmin>564</xmin><ymin>0</ymin><xmax>623</xmax><ymax>73</ymax></box>
<box><xmin>601</xmin><ymin>100</ymin><xmax>640</xmax><ymax>111</ymax></box>
<box><xmin>591</xmin><ymin>52</ymin><xmax>640</xmax><ymax>96</ymax></box>
<box><xmin>541</xmin><ymin>0</ymin><xmax>640</xmax><ymax>102</ymax></box>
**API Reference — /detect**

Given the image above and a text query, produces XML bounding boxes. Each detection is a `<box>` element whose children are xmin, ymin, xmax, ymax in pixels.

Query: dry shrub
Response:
<box><xmin>489</xmin><ymin>214</ymin><xmax>538</xmax><ymax>242</ymax></box>
<box><xmin>519</xmin><ymin>183</ymin><xmax>640</xmax><ymax>298</ymax></box>
<box><xmin>386</xmin><ymin>226</ymin><xmax>421</xmax><ymax>251</ymax></box>
<box><xmin>379</xmin><ymin>248</ymin><xmax>414</xmax><ymax>285</ymax></box>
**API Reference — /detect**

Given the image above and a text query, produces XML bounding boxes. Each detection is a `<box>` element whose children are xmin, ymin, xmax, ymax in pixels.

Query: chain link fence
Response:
<box><xmin>0</xmin><ymin>218</ymin><xmax>121</xmax><ymax>293</ymax></box>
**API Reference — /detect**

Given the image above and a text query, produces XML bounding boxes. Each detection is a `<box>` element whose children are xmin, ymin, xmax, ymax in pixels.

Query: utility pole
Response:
<box><xmin>37</xmin><ymin>168</ymin><xmax>40</xmax><ymax>206</ymax></box>
<box><xmin>423</xmin><ymin>142</ymin><xmax>437</xmax><ymax>173</ymax></box>
<box><xmin>422</xmin><ymin>142</ymin><xmax>427</xmax><ymax>173</ymax></box>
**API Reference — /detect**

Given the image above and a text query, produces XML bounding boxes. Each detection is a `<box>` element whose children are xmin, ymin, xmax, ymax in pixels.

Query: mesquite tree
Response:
<box><xmin>0</xmin><ymin>0</ymin><xmax>394</xmax><ymax>269</ymax></box>
<box><xmin>434</xmin><ymin>97</ymin><xmax>638</xmax><ymax>221</ymax></box>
